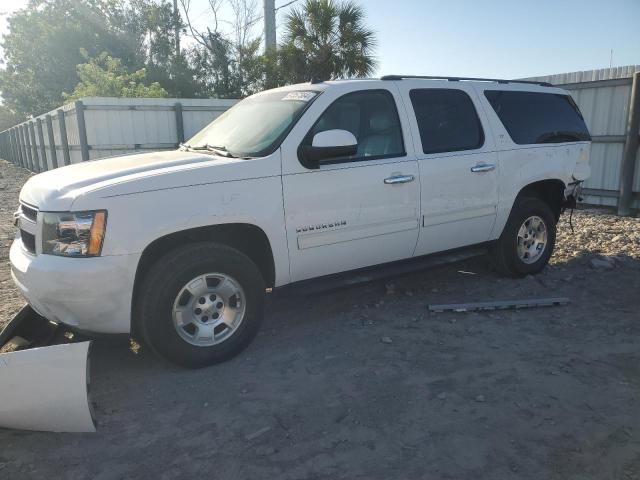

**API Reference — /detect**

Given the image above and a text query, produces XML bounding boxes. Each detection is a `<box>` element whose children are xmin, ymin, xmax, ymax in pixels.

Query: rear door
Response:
<box><xmin>280</xmin><ymin>85</ymin><xmax>420</xmax><ymax>282</ymax></box>
<box><xmin>397</xmin><ymin>81</ymin><xmax>499</xmax><ymax>256</ymax></box>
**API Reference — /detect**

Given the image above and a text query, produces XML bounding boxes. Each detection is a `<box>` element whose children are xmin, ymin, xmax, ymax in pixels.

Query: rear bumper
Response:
<box><xmin>9</xmin><ymin>240</ymin><xmax>139</xmax><ymax>334</ymax></box>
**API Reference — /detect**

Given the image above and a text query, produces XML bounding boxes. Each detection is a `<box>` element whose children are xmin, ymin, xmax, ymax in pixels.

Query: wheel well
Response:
<box><xmin>131</xmin><ymin>224</ymin><xmax>275</xmax><ymax>331</ymax></box>
<box><xmin>517</xmin><ymin>179</ymin><xmax>565</xmax><ymax>220</ymax></box>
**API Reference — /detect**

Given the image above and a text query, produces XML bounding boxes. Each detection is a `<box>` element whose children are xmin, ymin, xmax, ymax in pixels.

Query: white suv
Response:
<box><xmin>11</xmin><ymin>76</ymin><xmax>591</xmax><ymax>367</ymax></box>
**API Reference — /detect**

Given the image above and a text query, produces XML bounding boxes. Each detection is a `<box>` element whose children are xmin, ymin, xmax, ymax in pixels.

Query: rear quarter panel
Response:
<box><xmin>473</xmin><ymin>83</ymin><xmax>591</xmax><ymax>238</ymax></box>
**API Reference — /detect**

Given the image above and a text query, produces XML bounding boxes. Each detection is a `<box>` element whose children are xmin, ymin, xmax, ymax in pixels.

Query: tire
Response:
<box><xmin>490</xmin><ymin>196</ymin><xmax>557</xmax><ymax>277</ymax></box>
<box><xmin>136</xmin><ymin>242</ymin><xmax>265</xmax><ymax>368</ymax></box>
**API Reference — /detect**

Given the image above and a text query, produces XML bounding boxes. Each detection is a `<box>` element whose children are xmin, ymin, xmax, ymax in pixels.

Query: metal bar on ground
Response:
<box><xmin>36</xmin><ymin>118</ymin><xmax>48</xmax><ymax>171</ymax></box>
<box><xmin>57</xmin><ymin>109</ymin><xmax>71</xmax><ymax>166</ymax></box>
<box><xmin>45</xmin><ymin>115</ymin><xmax>59</xmax><ymax>169</ymax></box>
<box><xmin>428</xmin><ymin>297</ymin><xmax>571</xmax><ymax>313</ymax></box>
<box><xmin>618</xmin><ymin>72</ymin><xmax>640</xmax><ymax>216</ymax></box>
<box><xmin>74</xmin><ymin>100</ymin><xmax>90</xmax><ymax>161</ymax></box>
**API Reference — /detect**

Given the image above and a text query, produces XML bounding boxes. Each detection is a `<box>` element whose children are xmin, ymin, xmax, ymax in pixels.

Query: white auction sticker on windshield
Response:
<box><xmin>282</xmin><ymin>91</ymin><xmax>317</xmax><ymax>102</ymax></box>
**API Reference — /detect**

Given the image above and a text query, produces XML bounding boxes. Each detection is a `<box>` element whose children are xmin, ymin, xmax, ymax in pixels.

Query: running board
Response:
<box><xmin>276</xmin><ymin>244</ymin><xmax>489</xmax><ymax>297</ymax></box>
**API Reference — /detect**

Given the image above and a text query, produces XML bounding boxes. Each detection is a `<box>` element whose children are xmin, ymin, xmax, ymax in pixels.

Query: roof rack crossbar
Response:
<box><xmin>380</xmin><ymin>75</ymin><xmax>552</xmax><ymax>87</ymax></box>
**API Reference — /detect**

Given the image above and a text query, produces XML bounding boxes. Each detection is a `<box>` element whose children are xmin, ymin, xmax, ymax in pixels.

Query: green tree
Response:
<box><xmin>0</xmin><ymin>105</ymin><xmax>23</xmax><ymax>131</ymax></box>
<box><xmin>278</xmin><ymin>0</ymin><xmax>377</xmax><ymax>84</ymax></box>
<box><xmin>180</xmin><ymin>0</ymin><xmax>265</xmax><ymax>97</ymax></box>
<box><xmin>0</xmin><ymin>0</ymin><xmax>140</xmax><ymax>117</ymax></box>
<box><xmin>0</xmin><ymin>0</ymin><xmax>204</xmax><ymax>118</ymax></box>
<box><xmin>64</xmin><ymin>52</ymin><xmax>168</xmax><ymax>101</ymax></box>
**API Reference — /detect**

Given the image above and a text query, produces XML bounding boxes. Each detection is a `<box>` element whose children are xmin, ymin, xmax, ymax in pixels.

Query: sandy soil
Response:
<box><xmin>0</xmin><ymin>159</ymin><xmax>639</xmax><ymax>480</ymax></box>
<box><xmin>0</xmin><ymin>161</ymin><xmax>32</xmax><ymax>330</ymax></box>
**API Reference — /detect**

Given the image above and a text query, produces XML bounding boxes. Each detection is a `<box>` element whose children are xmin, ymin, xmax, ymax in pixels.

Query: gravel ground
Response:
<box><xmin>0</xmin><ymin>158</ymin><xmax>639</xmax><ymax>479</ymax></box>
<box><xmin>0</xmin><ymin>161</ymin><xmax>32</xmax><ymax>330</ymax></box>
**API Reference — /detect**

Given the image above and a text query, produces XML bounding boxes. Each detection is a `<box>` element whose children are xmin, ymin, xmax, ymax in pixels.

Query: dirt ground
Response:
<box><xmin>0</xmin><ymin>158</ymin><xmax>639</xmax><ymax>480</ymax></box>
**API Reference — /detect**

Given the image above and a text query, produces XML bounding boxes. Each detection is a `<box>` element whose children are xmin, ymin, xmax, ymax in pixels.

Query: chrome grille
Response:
<box><xmin>20</xmin><ymin>230</ymin><xmax>36</xmax><ymax>254</ymax></box>
<box><xmin>17</xmin><ymin>202</ymin><xmax>39</xmax><ymax>255</ymax></box>
<box><xmin>21</xmin><ymin>204</ymin><xmax>38</xmax><ymax>222</ymax></box>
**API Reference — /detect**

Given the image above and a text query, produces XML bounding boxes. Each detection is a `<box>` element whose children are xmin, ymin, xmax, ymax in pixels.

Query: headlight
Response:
<box><xmin>41</xmin><ymin>210</ymin><xmax>107</xmax><ymax>257</ymax></box>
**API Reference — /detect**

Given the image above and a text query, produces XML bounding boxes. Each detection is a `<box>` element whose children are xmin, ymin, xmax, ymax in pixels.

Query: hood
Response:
<box><xmin>19</xmin><ymin>150</ymin><xmax>280</xmax><ymax>211</ymax></box>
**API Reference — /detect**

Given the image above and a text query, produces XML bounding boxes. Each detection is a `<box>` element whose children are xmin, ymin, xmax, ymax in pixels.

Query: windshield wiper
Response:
<box><xmin>185</xmin><ymin>144</ymin><xmax>237</xmax><ymax>158</ymax></box>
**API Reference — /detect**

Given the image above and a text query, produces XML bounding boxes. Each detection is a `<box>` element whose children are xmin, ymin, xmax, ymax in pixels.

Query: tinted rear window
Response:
<box><xmin>409</xmin><ymin>89</ymin><xmax>484</xmax><ymax>154</ymax></box>
<box><xmin>484</xmin><ymin>91</ymin><xmax>590</xmax><ymax>145</ymax></box>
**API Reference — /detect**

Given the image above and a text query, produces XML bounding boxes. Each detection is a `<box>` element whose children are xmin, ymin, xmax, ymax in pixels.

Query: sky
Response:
<box><xmin>1</xmin><ymin>0</ymin><xmax>639</xmax><ymax>79</ymax></box>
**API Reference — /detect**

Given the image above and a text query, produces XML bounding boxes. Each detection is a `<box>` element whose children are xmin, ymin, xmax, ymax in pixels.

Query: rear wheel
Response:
<box><xmin>136</xmin><ymin>242</ymin><xmax>265</xmax><ymax>368</ymax></box>
<box><xmin>491</xmin><ymin>197</ymin><xmax>557</xmax><ymax>277</ymax></box>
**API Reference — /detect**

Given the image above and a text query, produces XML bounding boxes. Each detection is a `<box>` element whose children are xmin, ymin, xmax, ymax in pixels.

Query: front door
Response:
<box><xmin>281</xmin><ymin>87</ymin><xmax>420</xmax><ymax>282</ymax></box>
<box><xmin>397</xmin><ymin>82</ymin><xmax>499</xmax><ymax>256</ymax></box>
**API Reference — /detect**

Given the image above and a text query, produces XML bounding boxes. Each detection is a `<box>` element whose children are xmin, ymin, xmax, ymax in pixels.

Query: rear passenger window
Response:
<box><xmin>484</xmin><ymin>91</ymin><xmax>591</xmax><ymax>145</ymax></box>
<box><xmin>409</xmin><ymin>89</ymin><xmax>484</xmax><ymax>154</ymax></box>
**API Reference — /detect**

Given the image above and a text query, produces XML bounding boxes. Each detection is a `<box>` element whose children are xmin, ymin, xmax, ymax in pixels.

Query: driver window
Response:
<box><xmin>305</xmin><ymin>89</ymin><xmax>405</xmax><ymax>163</ymax></box>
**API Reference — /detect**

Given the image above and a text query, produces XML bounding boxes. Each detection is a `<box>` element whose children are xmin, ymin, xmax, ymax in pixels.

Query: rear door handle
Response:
<box><xmin>470</xmin><ymin>163</ymin><xmax>496</xmax><ymax>173</ymax></box>
<box><xmin>384</xmin><ymin>175</ymin><xmax>415</xmax><ymax>185</ymax></box>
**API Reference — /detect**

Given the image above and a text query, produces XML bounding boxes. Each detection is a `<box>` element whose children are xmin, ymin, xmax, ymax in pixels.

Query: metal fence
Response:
<box><xmin>0</xmin><ymin>97</ymin><xmax>237</xmax><ymax>171</ymax></box>
<box><xmin>1</xmin><ymin>69</ymin><xmax>639</xmax><ymax>214</ymax></box>
<box><xmin>527</xmin><ymin>66</ymin><xmax>640</xmax><ymax>214</ymax></box>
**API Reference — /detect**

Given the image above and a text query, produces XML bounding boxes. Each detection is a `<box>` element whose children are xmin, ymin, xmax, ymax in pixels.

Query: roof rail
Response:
<box><xmin>380</xmin><ymin>75</ymin><xmax>552</xmax><ymax>87</ymax></box>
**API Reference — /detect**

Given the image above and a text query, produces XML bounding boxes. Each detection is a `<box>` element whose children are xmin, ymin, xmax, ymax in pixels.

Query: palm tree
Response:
<box><xmin>279</xmin><ymin>0</ymin><xmax>377</xmax><ymax>83</ymax></box>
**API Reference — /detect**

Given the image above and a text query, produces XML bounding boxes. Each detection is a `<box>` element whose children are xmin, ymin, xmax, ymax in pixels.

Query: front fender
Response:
<box><xmin>75</xmin><ymin>176</ymin><xmax>290</xmax><ymax>286</ymax></box>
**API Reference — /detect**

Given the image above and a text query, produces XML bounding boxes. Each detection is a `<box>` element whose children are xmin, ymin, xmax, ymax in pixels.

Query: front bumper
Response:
<box><xmin>9</xmin><ymin>240</ymin><xmax>139</xmax><ymax>334</ymax></box>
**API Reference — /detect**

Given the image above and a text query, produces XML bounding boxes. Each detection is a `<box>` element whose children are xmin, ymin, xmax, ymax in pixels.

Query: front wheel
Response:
<box><xmin>491</xmin><ymin>197</ymin><xmax>557</xmax><ymax>277</ymax></box>
<box><xmin>136</xmin><ymin>243</ymin><xmax>265</xmax><ymax>368</ymax></box>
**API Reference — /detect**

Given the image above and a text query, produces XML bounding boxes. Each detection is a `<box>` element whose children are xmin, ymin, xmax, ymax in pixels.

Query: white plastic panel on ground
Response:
<box><xmin>0</xmin><ymin>341</ymin><xmax>95</xmax><ymax>433</ymax></box>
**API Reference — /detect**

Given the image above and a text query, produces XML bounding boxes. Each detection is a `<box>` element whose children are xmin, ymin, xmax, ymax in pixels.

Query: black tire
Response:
<box><xmin>490</xmin><ymin>196</ymin><xmax>557</xmax><ymax>277</ymax></box>
<box><xmin>135</xmin><ymin>242</ymin><xmax>265</xmax><ymax>368</ymax></box>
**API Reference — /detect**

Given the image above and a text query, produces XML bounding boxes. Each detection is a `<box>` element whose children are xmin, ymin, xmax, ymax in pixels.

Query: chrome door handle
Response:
<box><xmin>470</xmin><ymin>163</ymin><xmax>496</xmax><ymax>173</ymax></box>
<box><xmin>384</xmin><ymin>175</ymin><xmax>415</xmax><ymax>185</ymax></box>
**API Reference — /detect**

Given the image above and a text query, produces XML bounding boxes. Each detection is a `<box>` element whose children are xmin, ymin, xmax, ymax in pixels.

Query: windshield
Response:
<box><xmin>185</xmin><ymin>90</ymin><xmax>319</xmax><ymax>157</ymax></box>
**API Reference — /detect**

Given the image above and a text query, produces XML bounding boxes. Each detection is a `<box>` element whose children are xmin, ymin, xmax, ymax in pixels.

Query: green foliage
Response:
<box><xmin>0</xmin><ymin>0</ymin><xmax>136</xmax><ymax>117</ymax></box>
<box><xmin>278</xmin><ymin>0</ymin><xmax>377</xmax><ymax>83</ymax></box>
<box><xmin>63</xmin><ymin>51</ymin><xmax>168</xmax><ymax>101</ymax></box>
<box><xmin>0</xmin><ymin>0</ymin><xmax>203</xmax><ymax>118</ymax></box>
<box><xmin>0</xmin><ymin>106</ymin><xmax>23</xmax><ymax>132</ymax></box>
<box><xmin>0</xmin><ymin>0</ymin><xmax>378</xmax><ymax>124</ymax></box>
<box><xmin>190</xmin><ymin>36</ymin><xmax>265</xmax><ymax>99</ymax></box>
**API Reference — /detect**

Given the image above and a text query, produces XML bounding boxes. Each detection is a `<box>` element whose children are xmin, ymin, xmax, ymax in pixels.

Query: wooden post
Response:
<box><xmin>74</xmin><ymin>100</ymin><xmax>90</xmax><ymax>161</ymax></box>
<box><xmin>174</xmin><ymin>102</ymin><xmax>185</xmax><ymax>145</ymax></box>
<box><xmin>10</xmin><ymin>129</ymin><xmax>19</xmax><ymax>165</ymax></box>
<box><xmin>22</xmin><ymin>125</ymin><xmax>33</xmax><ymax>171</ymax></box>
<box><xmin>8</xmin><ymin>129</ymin><xmax>15</xmax><ymax>165</ymax></box>
<box><xmin>0</xmin><ymin>132</ymin><xmax>6</xmax><ymax>161</ymax></box>
<box><xmin>36</xmin><ymin>118</ymin><xmax>48</xmax><ymax>171</ymax></box>
<box><xmin>57</xmin><ymin>109</ymin><xmax>71</xmax><ymax>166</ymax></box>
<box><xmin>618</xmin><ymin>72</ymin><xmax>640</xmax><ymax>216</ymax></box>
<box><xmin>45</xmin><ymin>115</ymin><xmax>59</xmax><ymax>169</ymax></box>
<box><xmin>28</xmin><ymin>122</ymin><xmax>41</xmax><ymax>172</ymax></box>
<box><xmin>14</xmin><ymin>128</ymin><xmax>25</xmax><ymax>168</ymax></box>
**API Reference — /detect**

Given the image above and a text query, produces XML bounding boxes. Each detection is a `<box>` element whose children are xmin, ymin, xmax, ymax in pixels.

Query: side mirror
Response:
<box><xmin>300</xmin><ymin>129</ymin><xmax>358</xmax><ymax>168</ymax></box>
